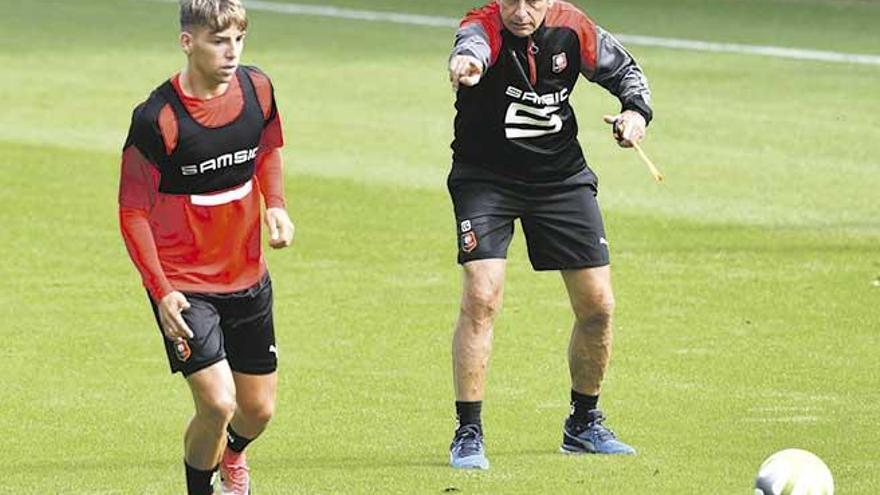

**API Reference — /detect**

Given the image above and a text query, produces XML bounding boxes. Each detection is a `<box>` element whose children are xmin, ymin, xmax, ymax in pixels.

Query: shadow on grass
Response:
<box><xmin>259</xmin><ymin>446</ymin><xmax>618</xmax><ymax>473</ymax></box>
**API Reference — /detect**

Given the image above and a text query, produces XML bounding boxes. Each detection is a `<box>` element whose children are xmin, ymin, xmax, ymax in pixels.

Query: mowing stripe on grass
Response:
<box><xmin>149</xmin><ymin>0</ymin><xmax>880</xmax><ymax>66</ymax></box>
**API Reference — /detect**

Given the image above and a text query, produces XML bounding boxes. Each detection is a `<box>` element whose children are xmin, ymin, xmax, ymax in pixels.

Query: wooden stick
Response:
<box><xmin>603</xmin><ymin>115</ymin><xmax>665</xmax><ymax>183</ymax></box>
<box><xmin>631</xmin><ymin>141</ymin><xmax>664</xmax><ymax>183</ymax></box>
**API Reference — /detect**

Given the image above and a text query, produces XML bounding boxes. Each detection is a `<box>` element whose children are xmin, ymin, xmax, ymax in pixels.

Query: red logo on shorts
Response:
<box><xmin>174</xmin><ymin>340</ymin><xmax>192</xmax><ymax>362</ymax></box>
<box><xmin>461</xmin><ymin>231</ymin><xmax>478</xmax><ymax>253</ymax></box>
<box><xmin>552</xmin><ymin>52</ymin><xmax>568</xmax><ymax>73</ymax></box>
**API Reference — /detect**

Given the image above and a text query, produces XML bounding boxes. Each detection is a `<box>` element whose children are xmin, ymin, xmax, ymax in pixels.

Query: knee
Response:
<box><xmin>461</xmin><ymin>285</ymin><xmax>503</xmax><ymax>325</ymax></box>
<box><xmin>198</xmin><ymin>392</ymin><xmax>237</xmax><ymax>427</ymax></box>
<box><xmin>573</xmin><ymin>293</ymin><xmax>615</xmax><ymax>329</ymax></box>
<box><xmin>239</xmin><ymin>399</ymin><xmax>275</xmax><ymax>427</ymax></box>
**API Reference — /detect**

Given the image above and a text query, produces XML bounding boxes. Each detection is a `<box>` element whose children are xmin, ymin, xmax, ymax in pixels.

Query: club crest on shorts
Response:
<box><xmin>461</xmin><ymin>231</ymin><xmax>478</xmax><ymax>253</ymax></box>
<box><xmin>173</xmin><ymin>339</ymin><xmax>192</xmax><ymax>362</ymax></box>
<box><xmin>552</xmin><ymin>52</ymin><xmax>568</xmax><ymax>73</ymax></box>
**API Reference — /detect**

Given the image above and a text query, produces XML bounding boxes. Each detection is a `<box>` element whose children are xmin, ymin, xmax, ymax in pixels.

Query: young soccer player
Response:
<box><xmin>119</xmin><ymin>1</ymin><xmax>293</xmax><ymax>492</ymax></box>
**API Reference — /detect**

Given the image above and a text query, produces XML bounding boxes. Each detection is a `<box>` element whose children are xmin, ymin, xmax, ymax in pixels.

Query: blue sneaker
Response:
<box><xmin>449</xmin><ymin>424</ymin><xmax>490</xmax><ymax>469</ymax></box>
<box><xmin>560</xmin><ymin>409</ymin><xmax>636</xmax><ymax>455</ymax></box>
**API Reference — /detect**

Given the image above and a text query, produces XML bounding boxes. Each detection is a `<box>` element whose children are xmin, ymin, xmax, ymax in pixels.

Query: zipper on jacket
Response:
<box><xmin>527</xmin><ymin>37</ymin><xmax>538</xmax><ymax>86</ymax></box>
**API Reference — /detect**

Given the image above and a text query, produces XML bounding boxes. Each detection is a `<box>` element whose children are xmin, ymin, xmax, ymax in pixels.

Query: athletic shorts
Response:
<box><xmin>148</xmin><ymin>272</ymin><xmax>277</xmax><ymax>377</ymax></box>
<box><xmin>447</xmin><ymin>163</ymin><xmax>609</xmax><ymax>270</ymax></box>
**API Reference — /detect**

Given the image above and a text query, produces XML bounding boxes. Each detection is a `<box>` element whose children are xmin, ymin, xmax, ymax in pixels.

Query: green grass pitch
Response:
<box><xmin>0</xmin><ymin>0</ymin><xmax>878</xmax><ymax>493</ymax></box>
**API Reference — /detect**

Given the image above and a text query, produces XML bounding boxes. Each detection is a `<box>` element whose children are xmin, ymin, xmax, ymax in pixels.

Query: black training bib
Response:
<box><xmin>155</xmin><ymin>67</ymin><xmax>264</xmax><ymax>195</ymax></box>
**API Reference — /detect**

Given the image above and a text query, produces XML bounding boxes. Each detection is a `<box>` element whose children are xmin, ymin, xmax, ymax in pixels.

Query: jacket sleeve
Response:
<box><xmin>450</xmin><ymin>3</ymin><xmax>503</xmax><ymax>70</ymax></box>
<box><xmin>572</xmin><ymin>20</ymin><xmax>652</xmax><ymax>124</ymax></box>
<box><xmin>584</xmin><ymin>26</ymin><xmax>653</xmax><ymax>124</ymax></box>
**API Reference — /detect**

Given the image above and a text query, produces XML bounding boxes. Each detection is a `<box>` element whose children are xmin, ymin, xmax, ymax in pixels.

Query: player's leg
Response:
<box><xmin>150</xmin><ymin>294</ymin><xmax>233</xmax><ymax>494</ymax></box>
<box><xmin>185</xmin><ymin>361</ymin><xmax>237</xmax><ymax>493</ymax></box>
<box><xmin>219</xmin><ymin>371</ymin><xmax>277</xmax><ymax>494</ymax></box>
<box><xmin>216</xmin><ymin>273</ymin><xmax>278</xmax><ymax>494</ymax></box>
<box><xmin>229</xmin><ymin>372</ymin><xmax>277</xmax><ymax>440</ymax></box>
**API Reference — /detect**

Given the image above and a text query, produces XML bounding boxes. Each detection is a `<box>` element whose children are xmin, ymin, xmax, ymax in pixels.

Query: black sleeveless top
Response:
<box><xmin>126</xmin><ymin>66</ymin><xmax>265</xmax><ymax>195</ymax></box>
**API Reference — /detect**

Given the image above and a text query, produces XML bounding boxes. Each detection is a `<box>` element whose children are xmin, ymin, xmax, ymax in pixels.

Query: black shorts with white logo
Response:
<box><xmin>148</xmin><ymin>272</ymin><xmax>277</xmax><ymax>377</ymax></box>
<box><xmin>447</xmin><ymin>163</ymin><xmax>609</xmax><ymax>270</ymax></box>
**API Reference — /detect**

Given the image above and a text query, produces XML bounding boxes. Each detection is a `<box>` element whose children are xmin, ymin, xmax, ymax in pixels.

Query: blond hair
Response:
<box><xmin>179</xmin><ymin>0</ymin><xmax>248</xmax><ymax>32</ymax></box>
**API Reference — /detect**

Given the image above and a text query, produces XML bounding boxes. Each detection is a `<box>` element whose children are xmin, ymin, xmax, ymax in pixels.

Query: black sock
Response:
<box><xmin>184</xmin><ymin>460</ymin><xmax>216</xmax><ymax>495</ymax></box>
<box><xmin>455</xmin><ymin>401</ymin><xmax>482</xmax><ymax>430</ymax></box>
<box><xmin>226</xmin><ymin>425</ymin><xmax>253</xmax><ymax>454</ymax></box>
<box><xmin>570</xmin><ymin>390</ymin><xmax>599</xmax><ymax>424</ymax></box>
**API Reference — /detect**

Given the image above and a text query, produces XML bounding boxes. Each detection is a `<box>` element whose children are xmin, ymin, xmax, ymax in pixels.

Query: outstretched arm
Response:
<box><xmin>449</xmin><ymin>4</ymin><xmax>503</xmax><ymax>91</ymax></box>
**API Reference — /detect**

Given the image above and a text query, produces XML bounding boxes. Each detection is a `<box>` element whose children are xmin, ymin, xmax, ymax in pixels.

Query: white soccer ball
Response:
<box><xmin>754</xmin><ymin>448</ymin><xmax>834</xmax><ymax>495</ymax></box>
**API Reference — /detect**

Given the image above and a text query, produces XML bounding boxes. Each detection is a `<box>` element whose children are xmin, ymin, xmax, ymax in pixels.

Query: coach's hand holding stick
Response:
<box><xmin>604</xmin><ymin>112</ymin><xmax>664</xmax><ymax>183</ymax></box>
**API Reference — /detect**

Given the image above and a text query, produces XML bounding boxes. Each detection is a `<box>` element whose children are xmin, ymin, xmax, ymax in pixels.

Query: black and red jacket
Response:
<box><xmin>450</xmin><ymin>1</ymin><xmax>653</xmax><ymax>182</ymax></box>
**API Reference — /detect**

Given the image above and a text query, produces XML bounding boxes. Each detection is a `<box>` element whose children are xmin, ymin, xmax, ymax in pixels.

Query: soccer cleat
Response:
<box><xmin>219</xmin><ymin>448</ymin><xmax>250</xmax><ymax>495</ymax></box>
<box><xmin>449</xmin><ymin>424</ymin><xmax>490</xmax><ymax>469</ymax></box>
<box><xmin>560</xmin><ymin>409</ymin><xmax>636</xmax><ymax>455</ymax></box>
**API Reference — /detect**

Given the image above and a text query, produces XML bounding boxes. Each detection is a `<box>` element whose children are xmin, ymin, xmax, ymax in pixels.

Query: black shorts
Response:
<box><xmin>447</xmin><ymin>163</ymin><xmax>609</xmax><ymax>270</ymax></box>
<box><xmin>149</xmin><ymin>272</ymin><xmax>277</xmax><ymax>377</ymax></box>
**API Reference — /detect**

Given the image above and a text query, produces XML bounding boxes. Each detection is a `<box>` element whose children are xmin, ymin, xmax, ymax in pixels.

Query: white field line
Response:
<box><xmin>232</xmin><ymin>1</ymin><xmax>880</xmax><ymax>66</ymax></box>
<box><xmin>617</xmin><ymin>34</ymin><xmax>880</xmax><ymax>66</ymax></box>
<box><xmin>247</xmin><ymin>1</ymin><xmax>459</xmax><ymax>27</ymax></box>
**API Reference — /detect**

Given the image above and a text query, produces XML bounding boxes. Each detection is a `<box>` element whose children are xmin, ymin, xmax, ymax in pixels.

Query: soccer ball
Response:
<box><xmin>754</xmin><ymin>449</ymin><xmax>834</xmax><ymax>495</ymax></box>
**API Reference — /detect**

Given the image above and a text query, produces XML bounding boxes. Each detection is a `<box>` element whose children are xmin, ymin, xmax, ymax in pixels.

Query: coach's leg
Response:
<box><xmin>185</xmin><ymin>360</ymin><xmax>237</xmax><ymax>469</ymax></box>
<box><xmin>562</xmin><ymin>265</ymin><xmax>614</xmax><ymax>395</ymax></box>
<box><xmin>453</xmin><ymin>258</ymin><xmax>507</xmax><ymax>402</ymax></box>
<box><xmin>559</xmin><ymin>265</ymin><xmax>633</xmax><ymax>454</ymax></box>
<box><xmin>450</xmin><ymin>258</ymin><xmax>505</xmax><ymax>469</ymax></box>
<box><xmin>229</xmin><ymin>371</ymin><xmax>277</xmax><ymax>440</ymax></box>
